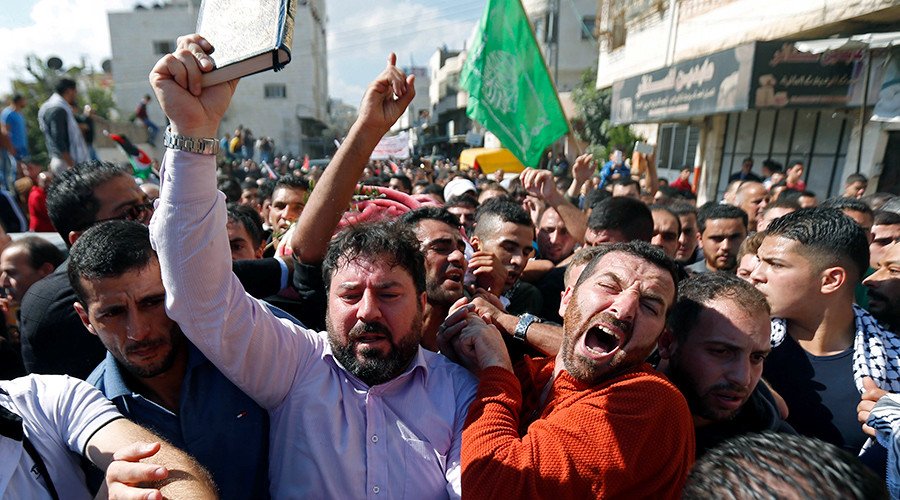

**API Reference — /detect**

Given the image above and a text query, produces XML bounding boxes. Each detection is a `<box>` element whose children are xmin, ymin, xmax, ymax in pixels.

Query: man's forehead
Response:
<box><xmin>692</xmin><ymin>298</ymin><xmax>771</xmax><ymax>347</ymax></box>
<box><xmin>539</xmin><ymin>209</ymin><xmax>563</xmax><ymax>227</ymax></box>
<box><xmin>704</xmin><ymin>218</ymin><xmax>745</xmax><ymax>235</ymax></box>
<box><xmin>758</xmin><ymin>235</ymin><xmax>802</xmax><ymax>258</ymax></box>
<box><xmin>334</xmin><ymin>255</ymin><xmax>412</xmax><ymax>281</ymax></box>
<box><xmin>415</xmin><ymin>219</ymin><xmax>459</xmax><ymax>238</ymax></box>
<box><xmin>273</xmin><ymin>186</ymin><xmax>307</xmax><ymax>199</ymax></box>
<box><xmin>585</xmin><ymin>252</ymin><xmax>675</xmax><ymax>296</ymax></box>
<box><xmin>490</xmin><ymin>221</ymin><xmax>533</xmax><ymax>241</ymax></box>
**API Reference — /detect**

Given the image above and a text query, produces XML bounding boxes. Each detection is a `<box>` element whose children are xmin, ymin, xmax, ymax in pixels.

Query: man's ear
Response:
<box><xmin>657</xmin><ymin>328</ymin><xmax>677</xmax><ymax>360</ymax></box>
<box><xmin>68</xmin><ymin>231</ymin><xmax>81</xmax><ymax>247</ymax></box>
<box><xmin>820</xmin><ymin>266</ymin><xmax>848</xmax><ymax>295</ymax></box>
<box><xmin>254</xmin><ymin>242</ymin><xmax>265</xmax><ymax>260</ymax></box>
<box><xmin>73</xmin><ymin>301</ymin><xmax>97</xmax><ymax>336</ymax></box>
<box><xmin>36</xmin><ymin>262</ymin><xmax>55</xmax><ymax>279</ymax></box>
<box><xmin>558</xmin><ymin>286</ymin><xmax>574</xmax><ymax>318</ymax></box>
<box><xmin>470</xmin><ymin>235</ymin><xmax>482</xmax><ymax>252</ymax></box>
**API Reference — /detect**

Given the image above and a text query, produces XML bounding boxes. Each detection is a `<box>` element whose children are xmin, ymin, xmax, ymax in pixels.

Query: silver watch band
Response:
<box><xmin>163</xmin><ymin>127</ymin><xmax>220</xmax><ymax>155</ymax></box>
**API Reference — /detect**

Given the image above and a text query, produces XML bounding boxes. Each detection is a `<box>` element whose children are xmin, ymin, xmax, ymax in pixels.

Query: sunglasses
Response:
<box><xmin>92</xmin><ymin>201</ymin><xmax>155</xmax><ymax>226</ymax></box>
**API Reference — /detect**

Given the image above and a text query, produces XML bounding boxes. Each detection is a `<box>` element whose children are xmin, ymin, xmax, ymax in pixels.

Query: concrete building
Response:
<box><xmin>523</xmin><ymin>0</ymin><xmax>599</xmax><ymax>92</ymax></box>
<box><xmin>425</xmin><ymin>47</ymin><xmax>472</xmax><ymax>157</ymax></box>
<box><xmin>108</xmin><ymin>0</ymin><xmax>328</xmax><ymax>157</ymax></box>
<box><xmin>598</xmin><ymin>0</ymin><xmax>900</xmax><ymax>200</ymax></box>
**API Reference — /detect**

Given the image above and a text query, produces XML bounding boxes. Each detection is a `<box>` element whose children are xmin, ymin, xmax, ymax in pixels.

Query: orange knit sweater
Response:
<box><xmin>461</xmin><ymin>358</ymin><xmax>695</xmax><ymax>499</ymax></box>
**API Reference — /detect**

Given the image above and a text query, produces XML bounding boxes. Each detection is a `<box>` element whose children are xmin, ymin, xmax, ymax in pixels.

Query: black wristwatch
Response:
<box><xmin>513</xmin><ymin>313</ymin><xmax>541</xmax><ymax>343</ymax></box>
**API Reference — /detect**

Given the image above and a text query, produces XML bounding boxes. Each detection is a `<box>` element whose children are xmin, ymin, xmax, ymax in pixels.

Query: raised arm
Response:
<box><xmin>290</xmin><ymin>54</ymin><xmax>415</xmax><ymax>264</ymax></box>
<box><xmin>520</xmin><ymin>168</ymin><xmax>587</xmax><ymax>245</ymax></box>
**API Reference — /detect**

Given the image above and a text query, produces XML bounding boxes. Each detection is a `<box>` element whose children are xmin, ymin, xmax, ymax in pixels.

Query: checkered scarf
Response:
<box><xmin>771</xmin><ymin>305</ymin><xmax>900</xmax><ymax>394</ymax></box>
<box><xmin>866</xmin><ymin>394</ymin><xmax>900</xmax><ymax>497</ymax></box>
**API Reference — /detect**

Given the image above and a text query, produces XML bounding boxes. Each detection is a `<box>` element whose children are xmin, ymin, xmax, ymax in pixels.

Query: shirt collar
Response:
<box><xmin>100</xmin><ymin>343</ymin><xmax>206</xmax><ymax>400</ymax></box>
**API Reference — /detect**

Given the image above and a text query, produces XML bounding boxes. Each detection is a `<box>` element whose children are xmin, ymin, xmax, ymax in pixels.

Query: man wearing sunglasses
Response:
<box><xmin>20</xmin><ymin>161</ymin><xmax>291</xmax><ymax>379</ymax></box>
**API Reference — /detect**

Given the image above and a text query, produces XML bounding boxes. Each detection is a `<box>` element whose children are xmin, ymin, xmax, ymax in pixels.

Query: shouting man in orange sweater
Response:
<box><xmin>440</xmin><ymin>241</ymin><xmax>695</xmax><ymax>498</ymax></box>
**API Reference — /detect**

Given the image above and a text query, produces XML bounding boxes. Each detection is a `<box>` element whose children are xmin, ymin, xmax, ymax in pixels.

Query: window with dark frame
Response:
<box><xmin>264</xmin><ymin>84</ymin><xmax>287</xmax><ymax>99</ymax></box>
<box><xmin>152</xmin><ymin>40</ymin><xmax>175</xmax><ymax>55</ymax></box>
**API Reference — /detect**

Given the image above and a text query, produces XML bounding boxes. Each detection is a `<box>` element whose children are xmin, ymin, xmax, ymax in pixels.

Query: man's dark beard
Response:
<box><xmin>667</xmin><ymin>354</ymin><xmax>745</xmax><ymax>423</ymax></box>
<box><xmin>425</xmin><ymin>270</ymin><xmax>464</xmax><ymax>306</ymax></box>
<box><xmin>327</xmin><ymin>316</ymin><xmax>422</xmax><ymax>387</ymax></box>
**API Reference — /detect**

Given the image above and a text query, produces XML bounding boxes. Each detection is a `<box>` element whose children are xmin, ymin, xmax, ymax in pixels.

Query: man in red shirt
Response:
<box><xmin>440</xmin><ymin>241</ymin><xmax>694</xmax><ymax>499</ymax></box>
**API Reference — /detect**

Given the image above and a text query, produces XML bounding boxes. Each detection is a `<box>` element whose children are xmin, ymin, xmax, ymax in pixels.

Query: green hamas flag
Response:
<box><xmin>460</xmin><ymin>0</ymin><xmax>569</xmax><ymax>168</ymax></box>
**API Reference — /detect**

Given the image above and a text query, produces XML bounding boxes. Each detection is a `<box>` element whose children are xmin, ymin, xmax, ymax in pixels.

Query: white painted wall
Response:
<box><xmin>108</xmin><ymin>0</ymin><xmax>328</xmax><ymax>156</ymax></box>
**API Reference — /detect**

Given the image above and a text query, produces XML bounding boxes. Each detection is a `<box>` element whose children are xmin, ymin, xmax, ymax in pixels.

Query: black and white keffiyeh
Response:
<box><xmin>771</xmin><ymin>305</ymin><xmax>900</xmax><ymax>394</ymax></box>
<box><xmin>866</xmin><ymin>394</ymin><xmax>900</xmax><ymax>498</ymax></box>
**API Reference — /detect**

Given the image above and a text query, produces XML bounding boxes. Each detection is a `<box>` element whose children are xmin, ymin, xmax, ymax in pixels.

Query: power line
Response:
<box><xmin>328</xmin><ymin>16</ymin><xmax>481</xmax><ymax>53</ymax></box>
<box><xmin>327</xmin><ymin>0</ymin><xmax>485</xmax><ymax>38</ymax></box>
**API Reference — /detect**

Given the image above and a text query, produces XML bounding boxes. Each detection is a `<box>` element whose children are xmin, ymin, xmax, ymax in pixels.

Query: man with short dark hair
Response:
<box><xmin>135</xmin><ymin>94</ymin><xmax>160</xmax><ymax>146</ymax></box>
<box><xmin>267</xmin><ymin>175</ymin><xmax>309</xmax><ymax>251</ymax></box>
<box><xmin>445</xmin><ymin>196</ymin><xmax>477</xmax><ymax>237</ymax></box>
<box><xmin>20</xmin><ymin>161</ymin><xmax>150</xmax><ymax>378</ymax></box>
<box><xmin>584</xmin><ymin>196</ymin><xmax>653</xmax><ymax>245</ymax></box>
<box><xmin>388</xmin><ymin>173</ymin><xmax>412</xmax><ymax>194</ymax></box>
<box><xmin>649</xmin><ymin>205</ymin><xmax>680</xmax><ymax>259</ymax></box>
<box><xmin>728</xmin><ymin>157</ymin><xmax>761</xmax><ymax>183</ymax></box>
<box><xmin>611</xmin><ymin>178</ymin><xmax>640</xmax><ymax>199</ymax></box>
<box><xmin>1</xmin><ymin>93</ymin><xmax>28</xmax><ymax>162</ymax></box>
<box><xmin>72</xmin><ymin>220</ymin><xmax>270</xmax><ymax>499</ymax></box>
<box><xmin>671</xmin><ymin>202</ymin><xmax>700</xmax><ymax>264</ymax></box>
<box><xmin>471</xmin><ymin>198</ymin><xmax>541</xmax><ymax>316</ymax></box>
<box><xmin>536</xmin><ymin>207</ymin><xmax>577</xmax><ymax>264</ymax></box>
<box><xmin>38</xmin><ymin>78</ymin><xmax>89</xmax><ymax>172</ymax></box>
<box><xmin>687</xmin><ymin>203</ymin><xmax>748</xmax><ymax>274</ymax></box>
<box><xmin>226</xmin><ymin>203</ymin><xmax>265</xmax><ymax>260</ymax></box>
<box><xmin>871</xmin><ymin>210</ymin><xmax>900</xmax><ymax>269</ymax></box>
<box><xmin>821</xmin><ymin>196</ymin><xmax>875</xmax><ymax>241</ymax></box>
<box><xmin>752</xmin><ymin>208</ymin><xmax>900</xmax><ymax>458</ymax></box>
<box><xmin>398</xmin><ymin>206</ymin><xmax>470</xmax><ymax>349</ymax></box>
<box><xmin>864</xmin><ymin>242</ymin><xmax>899</xmax><ymax>331</ymax></box>
<box><xmin>757</xmin><ymin>197</ymin><xmax>800</xmax><ymax>232</ymax></box>
<box><xmin>657</xmin><ymin>273</ymin><xmax>792</xmax><ymax>456</ymax></box>
<box><xmin>844</xmin><ymin>173</ymin><xmax>869</xmax><ymax>199</ymax></box>
<box><xmin>149</xmin><ymin>41</ymin><xmax>476</xmax><ymax>497</ymax></box>
<box><xmin>440</xmin><ymin>241</ymin><xmax>694</xmax><ymax>497</ymax></box>
<box><xmin>0</xmin><ymin>236</ymin><xmax>65</xmax><ymax>302</ymax></box>
<box><xmin>798</xmin><ymin>190</ymin><xmax>818</xmax><ymax>208</ymax></box>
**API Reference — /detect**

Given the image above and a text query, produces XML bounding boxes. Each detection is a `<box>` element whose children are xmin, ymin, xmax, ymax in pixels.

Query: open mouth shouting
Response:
<box><xmin>578</xmin><ymin>315</ymin><xmax>631</xmax><ymax>363</ymax></box>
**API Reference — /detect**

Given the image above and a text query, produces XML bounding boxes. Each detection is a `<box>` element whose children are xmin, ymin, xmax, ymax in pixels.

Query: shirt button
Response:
<box><xmin>373</xmin><ymin>486</ymin><xmax>380</xmax><ymax>494</ymax></box>
<box><xmin>371</xmin><ymin>435</ymin><xmax>379</xmax><ymax>443</ymax></box>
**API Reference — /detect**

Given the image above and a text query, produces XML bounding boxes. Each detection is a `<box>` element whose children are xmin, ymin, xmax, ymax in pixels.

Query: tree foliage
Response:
<box><xmin>8</xmin><ymin>55</ymin><xmax>118</xmax><ymax>166</ymax></box>
<box><xmin>571</xmin><ymin>69</ymin><xmax>643</xmax><ymax>162</ymax></box>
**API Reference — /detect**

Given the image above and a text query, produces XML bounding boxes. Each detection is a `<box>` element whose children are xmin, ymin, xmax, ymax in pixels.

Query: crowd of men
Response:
<box><xmin>0</xmin><ymin>34</ymin><xmax>899</xmax><ymax>498</ymax></box>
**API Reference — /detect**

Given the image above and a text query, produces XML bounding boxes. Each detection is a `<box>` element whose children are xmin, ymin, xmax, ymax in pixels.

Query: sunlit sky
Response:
<box><xmin>1</xmin><ymin>0</ymin><xmax>484</xmax><ymax>106</ymax></box>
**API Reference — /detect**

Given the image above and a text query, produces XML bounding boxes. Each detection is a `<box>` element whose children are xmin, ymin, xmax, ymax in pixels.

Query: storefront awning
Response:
<box><xmin>459</xmin><ymin>148</ymin><xmax>526</xmax><ymax>174</ymax></box>
<box><xmin>611</xmin><ymin>38</ymin><xmax>891</xmax><ymax>124</ymax></box>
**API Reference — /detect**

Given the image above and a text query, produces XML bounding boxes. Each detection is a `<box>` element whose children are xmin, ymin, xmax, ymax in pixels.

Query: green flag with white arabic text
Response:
<box><xmin>460</xmin><ymin>0</ymin><xmax>569</xmax><ymax>168</ymax></box>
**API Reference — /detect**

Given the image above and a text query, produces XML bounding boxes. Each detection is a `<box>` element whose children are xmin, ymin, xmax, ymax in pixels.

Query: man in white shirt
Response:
<box><xmin>1</xmin><ymin>374</ymin><xmax>216</xmax><ymax>499</ymax></box>
<box><xmin>148</xmin><ymin>35</ymin><xmax>477</xmax><ymax>498</ymax></box>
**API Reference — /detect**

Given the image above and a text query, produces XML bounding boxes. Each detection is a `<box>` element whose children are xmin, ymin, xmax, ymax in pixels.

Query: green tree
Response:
<box><xmin>571</xmin><ymin>69</ymin><xmax>643</xmax><ymax>162</ymax></box>
<box><xmin>9</xmin><ymin>54</ymin><xmax>117</xmax><ymax>167</ymax></box>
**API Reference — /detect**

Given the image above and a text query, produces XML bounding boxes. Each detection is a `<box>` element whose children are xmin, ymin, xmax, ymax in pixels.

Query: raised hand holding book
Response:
<box><xmin>196</xmin><ymin>0</ymin><xmax>297</xmax><ymax>87</ymax></box>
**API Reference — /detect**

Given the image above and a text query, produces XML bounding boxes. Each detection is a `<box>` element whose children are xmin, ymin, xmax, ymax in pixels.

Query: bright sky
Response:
<box><xmin>1</xmin><ymin>0</ymin><xmax>483</xmax><ymax>107</ymax></box>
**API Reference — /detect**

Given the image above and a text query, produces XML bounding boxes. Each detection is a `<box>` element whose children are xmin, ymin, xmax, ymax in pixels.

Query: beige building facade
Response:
<box><xmin>598</xmin><ymin>0</ymin><xmax>900</xmax><ymax>200</ymax></box>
